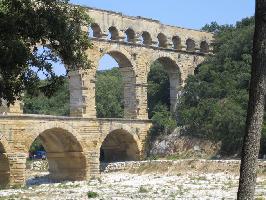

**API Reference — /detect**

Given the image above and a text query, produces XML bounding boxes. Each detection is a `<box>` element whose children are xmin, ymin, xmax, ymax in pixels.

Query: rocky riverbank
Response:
<box><xmin>0</xmin><ymin>160</ymin><xmax>265</xmax><ymax>200</ymax></box>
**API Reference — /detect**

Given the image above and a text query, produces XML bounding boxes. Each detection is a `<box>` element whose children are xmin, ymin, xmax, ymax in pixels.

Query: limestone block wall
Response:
<box><xmin>69</xmin><ymin>6</ymin><xmax>213</xmax><ymax>119</ymax></box>
<box><xmin>69</xmin><ymin>39</ymin><xmax>206</xmax><ymax>118</ymax></box>
<box><xmin>0</xmin><ymin>115</ymin><xmax>152</xmax><ymax>186</ymax></box>
<box><xmin>84</xmin><ymin>6</ymin><xmax>213</xmax><ymax>51</ymax></box>
<box><xmin>0</xmin><ymin>100</ymin><xmax>23</xmax><ymax>115</ymax></box>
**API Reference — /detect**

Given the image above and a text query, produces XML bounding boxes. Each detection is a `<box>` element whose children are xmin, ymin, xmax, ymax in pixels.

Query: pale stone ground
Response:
<box><xmin>0</xmin><ymin>161</ymin><xmax>266</xmax><ymax>200</ymax></box>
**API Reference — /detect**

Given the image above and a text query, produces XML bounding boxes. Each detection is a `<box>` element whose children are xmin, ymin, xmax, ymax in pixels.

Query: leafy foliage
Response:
<box><xmin>150</xmin><ymin>104</ymin><xmax>177</xmax><ymax>138</ymax></box>
<box><xmin>147</xmin><ymin>62</ymin><xmax>170</xmax><ymax>118</ymax></box>
<box><xmin>29</xmin><ymin>138</ymin><xmax>44</xmax><ymax>153</ymax></box>
<box><xmin>147</xmin><ymin>62</ymin><xmax>176</xmax><ymax>138</ymax></box>
<box><xmin>87</xmin><ymin>191</ymin><xmax>99</xmax><ymax>198</ymax></box>
<box><xmin>23</xmin><ymin>79</ymin><xmax>69</xmax><ymax>116</ymax></box>
<box><xmin>178</xmin><ymin>17</ymin><xmax>255</xmax><ymax>155</ymax></box>
<box><xmin>96</xmin><ymin>67</ymin><xmax>124</xmax><ymax>118</ymax></box>
<box><xmin>0</xmin><ymin>0</ymin><xmax>91</xmax><ymax>105</ymax></box>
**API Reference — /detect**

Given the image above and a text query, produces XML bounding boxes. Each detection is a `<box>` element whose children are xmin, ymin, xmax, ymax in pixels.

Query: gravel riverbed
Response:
<box><xmin>0</xmin><ymin>161</ymin><xmax>265</xmax><ymax>200</ymax></box>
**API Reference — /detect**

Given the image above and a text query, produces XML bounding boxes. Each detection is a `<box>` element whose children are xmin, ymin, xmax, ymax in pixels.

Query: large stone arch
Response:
<box><xmin>94</xmin><ymin>47</ymin><xmax>138</xmax><ymax>119</ymax></box>
<box><xmin>0</xmin><ymin>141</ymin><xmax>10</xmax><ymax>188</ymax></box>
<box><xmin>99</xmin><ymin>126</ymin><xmax>141</xmax><ymax>162</ymax></box>
<box><xmin>25</xmin><ymin>123</ymin><xmax>87</xmax><ymax>181</ymax></box>
<box><xmin>97</xmin><ymin>46</ymin><xmax>136</xmax><ymax>70</ymax></box>
<box><xmin>25</xmin><ymin>121</ymin><xmax>81</xmax><ymax>150</ymax></box>
<box><xmin>148</xmin><ymin>55</ymin><xmax>182</xmax><ymax>113</ymax></box>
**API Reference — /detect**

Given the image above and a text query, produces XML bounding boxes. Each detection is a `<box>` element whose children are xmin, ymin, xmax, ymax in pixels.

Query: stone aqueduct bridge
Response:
<box><xmin>0</xmin><ymin>6</ymin><xmax>213</xmax><ymax>187</ymax></box>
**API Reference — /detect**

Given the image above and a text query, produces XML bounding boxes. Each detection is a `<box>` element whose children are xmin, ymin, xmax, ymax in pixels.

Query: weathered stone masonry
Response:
<box><xmin>0</xmin><ymin>6</ymin><xmax>213</xmax><ymax>187</ymax></box>
<box><xmin>0</xmin><ymin>115</ymin><xmax>151</xmax><ymax>187</ymax></box>
<box><xmin>70</xmin><ymin>6</ymin><xmax>214</xmax><ymax>118</ymax></box>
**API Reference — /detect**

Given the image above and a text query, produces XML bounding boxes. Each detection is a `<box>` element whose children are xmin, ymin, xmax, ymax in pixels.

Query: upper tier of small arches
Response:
<box><xmin>88</xmin><ymin>23</ymin><xmax>212</xmax><ymax>54</ymax></box>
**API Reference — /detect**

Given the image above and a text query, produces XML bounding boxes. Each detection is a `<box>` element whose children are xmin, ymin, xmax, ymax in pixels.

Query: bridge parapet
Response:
<box><xmin>83</xmin><ymin>6</ymin><xmax>214</xmax><ymax>54</ymax></box>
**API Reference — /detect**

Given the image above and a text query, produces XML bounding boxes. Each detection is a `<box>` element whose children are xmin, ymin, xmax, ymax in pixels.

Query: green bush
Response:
<box><xmin>151</xmin><ymin>104</ymin><xmax>177</xmax><ymax>137</ymax></box>
<box><xmin>177</xmin><ymin>17</ymin><xmax>255</xmax><ymax>155</ymax></box>
<box><xmin>96</xmin><ymin>68</ymin><xmax>123</xmax><ymax>118</ymax></box>
<box><xmin>87</xmin><ymin>191</ymin><xmax>99</xmax><ymax>198</ymax></box>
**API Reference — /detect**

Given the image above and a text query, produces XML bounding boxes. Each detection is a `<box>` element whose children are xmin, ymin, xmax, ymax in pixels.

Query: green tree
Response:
<box><xmin>150</xmin><ymin>104</ymin><xmax>177</xmax><ymax>138</ymax></box>
<box><xmin>29</xmin><ymin>137</ymin><xmax>44</xmax><ymax>153</ymax></box>
<box><xmin>147</xmin><ymin>61</ymin><xmax>176</xmax><ymax>138</ymax></box>
<box><xmin>0</xmin><ymin>0</ymin><xmax>91</xmax><ymax>105</ymax></box>
<box><xmin>23</xmin><ymin>79</ymin><xmax>69</xmax><ymax>116</ymax></box>
<box><xmin>238</xmin><ymin>1</ymin><xmax>266</xmax><ymax>198</ymax></box>
<box><xmin>147</xmin><ymin>61</ymin><xmax>170</xmax><ymax>118</ymax></box>
<box><xmin>96</xmin><ymin>68</ymin><xmax>124</xmax><ymax>118</ymax></box>
<box><xmin>177</xmin><ymin>17</ymin><xmax>255</xmax><ymax>155</ymax></box>
<box><xmin>23</xmin><ymin>68</ymin><xmax>124</xmax><ymax>118</ymax></box>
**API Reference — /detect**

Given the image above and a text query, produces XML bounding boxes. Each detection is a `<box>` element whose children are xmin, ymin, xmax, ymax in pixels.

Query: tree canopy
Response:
<box><xmin>23</xmin><ymin>79</ymin><xmax>69</xmax><ymax>116</ymax></box>
<box><xmin>95</xmin><ymin>67</ymin><xmax>124</xmax><ymax>118</ymax></box>
<box><xmin>147</xmin><ymin>61</ymin><xmax>170</xmax><ymax>118</ymax></box>
<box><xmin>0</xmin><ymin>0</ymin><xmax>91</xmax><ymax>105</ymax></box>
<box><xmin>178</xmin><ymin>17</ymin><xmax>256</xmax><ymax>155</ymax></box>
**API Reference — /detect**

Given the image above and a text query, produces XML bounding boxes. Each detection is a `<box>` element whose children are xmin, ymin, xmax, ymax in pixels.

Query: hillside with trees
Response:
<box><xmin>178</xmin><ymin>17</ymin><xmax>265</xmax><ymax>156</ymax></box>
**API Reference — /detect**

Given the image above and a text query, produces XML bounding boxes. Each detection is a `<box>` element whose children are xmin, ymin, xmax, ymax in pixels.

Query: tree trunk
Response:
<box><xmin>237</xmin><ymin>0</ymin><xmax>266</xmax><ymax>199</ymax></box>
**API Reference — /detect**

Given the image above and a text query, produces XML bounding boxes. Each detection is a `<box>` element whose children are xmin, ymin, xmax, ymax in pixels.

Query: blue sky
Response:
<box><xmin>70</xmin><ymin>0</ymin><xmax>255</xmax><ymax>30</ymax></box>
<box><xmin>50</xmin><ymin>0</ymin><xmax>255</xmax><ymax>76</ymax></box>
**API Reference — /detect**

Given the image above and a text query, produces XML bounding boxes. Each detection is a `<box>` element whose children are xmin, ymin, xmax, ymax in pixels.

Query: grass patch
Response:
<box><xmin>139</xmin><ymin>186</ymin><xmax>149</xmax><ymax>193</ymax></box>
<box><xmin>0</xmin><ymin>195</ymin><xmax>19</xmax><ymax>200</ymax></box>
<box><xmin>255</xmin><ymin>197</ymin><xmax>265</xmax><ymax>200</ymax></box>
<box><xmin>56</xmin><ymin>183</ymin><xmax>79</xmax><ymax>189</ymax></box>
<box><xmin>224</xmin><ymin>180</ymin><xmax>235</xmax><ymax>188</ymax></box>
<box><xmin>87</xmin><ymin>191</ymin><xmax>99</xmax><ymax>198</ymax></box>
<box><xmin>190</xmin><ymin>175</ymin><xmax>207</xmax><ymax>181</ymax></box>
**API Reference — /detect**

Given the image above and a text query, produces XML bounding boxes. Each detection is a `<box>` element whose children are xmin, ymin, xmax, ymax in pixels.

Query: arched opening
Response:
<box><xmin>147</xmin><ymin>61</ymin><xmax>170</xmax><ymax>118</ymax></box>
<box><xmin>157</xmin><ymin>33</ymin><xmax>168</xmax><ymax>48</ymax></box>
<box><xmin>96</xmin><ymin>51</ymin><xmax>137</xmax><ymax>119</ymax></box>
<box><xmin>108</xmin><ymin>26</ymin><xmax>119</xmax><ymax>40</ymax></box>
<box><xmin>100</xmin><ymin>129</ymin><xmax>139</xmax><ymax>162</ymax></box>
<box><xmin>200</xmin><ymin>41</ymin><xmax>209</xmax><ymax>53</ymax></box>
<box><xmin>142</xmin><ymin>31</ymin><xmax>152</xmax><ymax>46</ymax></box>
<box><xmin>0</xmin><ymin>142</ymin><xmax>10</xmax><ymax>188</ymax></box>
<box><xmin>90</xmin><ymin>23</ymin><xmax>102</xmax><ymax>38</ymax></box>
<box><xmin>172</xmin><ymin>36</ymin><xmax>181</xmax><ymax>50</ymax></box>
<box><xmin>186</xmin><ymin>39</ymin><xmax>196</xmax><ymax>51</ymax></box>
<box><xmin>96</xmin><ymin>55</ymin><xmax>123</xmax><ymax>118</ymax></box>
<box><xmin>27</xmin><ymin>128</ymin><xmax>86</xmax><ymax>183</ymax></box>
<box><xmin>148</xmin><ymin>57</ymin><xmax>181</xmax><ymax>118</ymax></box>
<box><xmin>125</xmin><ymin>28</ymin><xmax>135</xmax><ymax>43</ymax></box>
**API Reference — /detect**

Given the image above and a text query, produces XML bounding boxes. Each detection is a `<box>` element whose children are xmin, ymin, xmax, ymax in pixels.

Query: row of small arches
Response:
<box><xmin>89</xmin><ymin>23</ymin><xmax>210</xmax><ymax>53</ymax></box>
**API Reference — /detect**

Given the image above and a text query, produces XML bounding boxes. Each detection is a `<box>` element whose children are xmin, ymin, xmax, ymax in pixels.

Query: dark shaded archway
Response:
<box><xmin>28</xmin><ymin>128</ymin><xmax>86</xmax><ymax>181</ymax></box>
<box><xmin>148</xmin><ymin>57</ymin><xmax>181</xmax><ymax>115</ymax></box>
<box><xmin>125</xmin><ymin>28</ymin><xmax>136</xmax><ymax>43</ymax></box>
<box><xmin>147</xmin><ymin>61</ymin><xmax>170</xmax><ymax>118</ymax></box>
<box><xmin>158</xmin><ymin>33</ymin><xmax>168</xmax><ymax>48</ymax></box>
<box><xmin>186</xmin><ymin>38</ymin><xmax>196</xmax><ymax>51</ymax></box>
<box><xmin>108</xmin><ymin>26</ymin><xmax>119</xmax><ymax>40</ymax></box>
<box><xmin>200</xmin><ymin>41</ymin><xmax>209</xmax><ymax>53</ymax></box>
<box><xmin>100</xmin><ymin>129</ymin><xmax>139</xmax><ymax>162</ymax></box>
<box><xmin>90</xmin><ymin>23</ymin><xmax>102</xmax><ymax>38</ymax></box>
<box><xmin>172</xmin><ymin>36</ymin><xmax>181</xmax><ymax>50</ymax></box>
<box><xmin>142</xmin><ymin>31</ymin><xmax>152</xmax><ymax>46</ymax></box>
<box><xmin>0</xmin><ymin>142</ymin><xmax>10</xmax><ymax>188</ymax></box>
